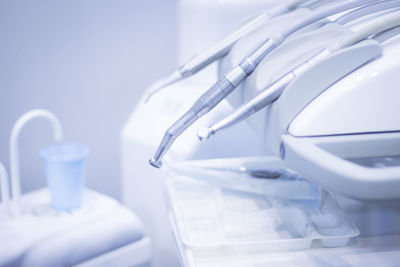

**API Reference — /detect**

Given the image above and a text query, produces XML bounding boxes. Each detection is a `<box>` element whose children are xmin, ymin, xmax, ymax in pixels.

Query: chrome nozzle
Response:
<box><xmin>197</xmin><ymin>128</ymin><xmax>214</xmax><ymax>141</ymax></box>
<box><xmin>149</xmin><ymin>110</ymin><xmax>198</xmax><ymax>168</ymax></box>
<box><xmin>149</xmin><ymin>157</ymin><xmax>162</xmax><ymax>168</ymax></box>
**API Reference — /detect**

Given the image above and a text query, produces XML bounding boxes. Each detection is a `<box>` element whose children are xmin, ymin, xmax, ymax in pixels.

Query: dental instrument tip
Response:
<box><xmin>197</xmin><ymin>128</ymin><xmax>213</xmax><ymax>141</ymax></box>
<box><xmin>149</xmin><ymin>158</ymin><xmax>162</xmax><ymax>168</ymax></box>
<box><xmin>144</xmin><ymin>70</ymin><xmax>183</xmax><ymax>103</ymax></box>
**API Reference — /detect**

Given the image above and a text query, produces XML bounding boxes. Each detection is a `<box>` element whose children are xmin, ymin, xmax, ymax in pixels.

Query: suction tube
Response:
<box><xmin>10</xmin><ymin>109</ymin><xmax>63</xmax><ymax>214</ymax></box>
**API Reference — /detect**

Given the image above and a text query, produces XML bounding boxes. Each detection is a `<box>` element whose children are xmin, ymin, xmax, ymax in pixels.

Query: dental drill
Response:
<box><xmin>144</xmin><ymin>0</ymin><xmax>308</xmax><ymax>102</ymax></box>
<box><xmin>198</xmin><ymin>9</ymin><xmax>400</xmax><ymax>141</ymax></box>
<box><xmin>150</xmin><ymin>0</ymin><xmax>379</xmax><ymax>168</ymax></box>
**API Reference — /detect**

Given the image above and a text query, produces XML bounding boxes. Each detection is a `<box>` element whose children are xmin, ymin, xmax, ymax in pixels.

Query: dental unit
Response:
<box><xmin>121</xmin><ymin>1</ymin><xmax>400</xmax><ymax>265</ymax></box>
<box><xmin>198</xmin><ymin>8</ymin><xmax>400</xmax><ymax>140</ymax></box>
<box><xmin>149</xmin><ymin>0</ymin><xmax>382</xmax><ymax>168</ymax></box>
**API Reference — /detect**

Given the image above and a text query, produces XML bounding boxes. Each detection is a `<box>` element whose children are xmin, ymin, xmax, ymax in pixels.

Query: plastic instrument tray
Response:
<box><xmin>165</xmin><ymin>175</ymin><xmax>359</xmax><ymax>254</ymax></box>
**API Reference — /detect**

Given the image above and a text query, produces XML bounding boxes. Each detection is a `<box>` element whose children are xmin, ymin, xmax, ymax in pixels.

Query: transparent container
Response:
<box><xmin>164</xmin><ymin>157</ymin><xmax>359</xmax><ymax>261</ymax></box>
<box><xmin>167</xmin><ymin>157</ymin><xmax>321</xmax><ymax>205</ymax></box>
<box><xmin>40</xmin><ymin>143</ymin><xmax>89</xmax><ymax>211</ymax></box>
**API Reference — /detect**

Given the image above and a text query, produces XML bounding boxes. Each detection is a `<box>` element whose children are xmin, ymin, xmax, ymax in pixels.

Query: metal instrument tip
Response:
<box><xmin>149</xmin><ymin>158</ymin><xmax>162</xmax><ymax>168</ymax></box>
<box><xmin>197</xmin><ymin>128</ymin><xmax>213</xmax><ymax>141</ymax></box>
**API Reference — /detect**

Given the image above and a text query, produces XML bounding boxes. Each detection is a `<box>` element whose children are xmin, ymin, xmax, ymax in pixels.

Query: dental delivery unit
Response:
<box><xmin>121</xmin><ymin>0</ymin><xmax>400</xmax><ymax>266</ymax></box>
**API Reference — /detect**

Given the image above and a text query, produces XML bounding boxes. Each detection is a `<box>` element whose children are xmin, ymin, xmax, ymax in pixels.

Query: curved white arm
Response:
<box><xmin>0</xmin><ymin>162</ymin><xmax>10</xmax><ymax>214</ymax></box>
<box><xmin>10</xmin><ymin>109</ymin><xmax>63</xmax><ymax>213</ymax></box>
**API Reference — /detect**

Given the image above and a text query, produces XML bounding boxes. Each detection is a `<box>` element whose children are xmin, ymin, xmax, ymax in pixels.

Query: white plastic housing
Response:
<box><xmin>231</xmin><ymin>30</ymin><xmax>400</xmax><ymax>199</ymax></box>
<box><xmin>220</xmin><ymin>21</ymin><xmax>351</xmax><ymax>137</ymax></box>
<box><xmin>289</xmin><ymin>36</ymin><xmax>400</xmax><ymax>136</ymax></box>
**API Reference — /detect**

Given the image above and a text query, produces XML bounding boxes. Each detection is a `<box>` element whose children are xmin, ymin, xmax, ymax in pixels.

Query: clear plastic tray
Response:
<box><xmin>165</xmin><ymin>158</ymin><xmax>359</xmax><ymax>254</ymax></box>
<box><xmin>167</xmin><ymin>159</ymin><xmax>321</xmax><ymax>205</ymax></box>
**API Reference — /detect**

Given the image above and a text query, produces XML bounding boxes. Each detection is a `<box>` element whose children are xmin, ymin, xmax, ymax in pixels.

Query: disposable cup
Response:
<box><xmin>40</xmin><ymin>143</ymin><xmax>89</xmax><ymax>211</ymax></box>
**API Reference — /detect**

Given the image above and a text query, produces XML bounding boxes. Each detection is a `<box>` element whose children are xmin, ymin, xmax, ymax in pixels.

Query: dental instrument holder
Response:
<box><xmin>269</xmin><ymin>40</ymin><xmax>382</xmax><ymax>146</ymax></box>
<box><xmin>209</xmin><ymin>22</ymin><xmax>351</xmax><ymax>139</ymax></box>
<box><xmin>148</xmin><ymin>11</ymin><xmax>305</xmax><ymax>168</ymax></box>
<box><xmin>41</xmin><ymin>143</ymin><xmax>89</xmax><ymax>211</ymax></box>
<box><xmin>261</xmin><ymin>40</ymin><xmax>400</xmax><ymax>199</ymax></box>
<box><xmin>150</xmin><ymin>0</ymin><xmax>379</xmax><ymax>167</ymax></box>
<box><xmin>10</xmin><ymin>109</ymin><xmax>63</xmax><ymax>215</ymax></box>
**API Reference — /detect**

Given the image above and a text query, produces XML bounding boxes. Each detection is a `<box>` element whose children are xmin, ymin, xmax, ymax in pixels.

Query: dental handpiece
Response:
<box><xmin>199</xmin><ymin>9</ymin><xmax>400</xmax><ymax>141</ymax></box>
<box><xmin>197</xmin><ymin>54</ymin><xmax>325</xmax><ymax>140</ymax></box>
<box><xmin>144</xmin><ymin>0</ymin><xmax>309</xmax><ymax>102</ymax></box>
<box><xmin>149</xmin><ymin>0</ymin><xmax>378</xmax><ymax>168</ymax></box>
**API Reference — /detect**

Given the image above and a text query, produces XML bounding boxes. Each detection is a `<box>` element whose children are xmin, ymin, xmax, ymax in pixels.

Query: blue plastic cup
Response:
<box><xmin>40</xmin><ymin>143</ymin><xmax>89</xmax><ymax>211</ymax></box>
